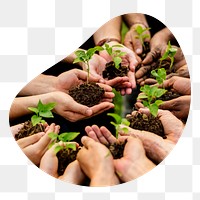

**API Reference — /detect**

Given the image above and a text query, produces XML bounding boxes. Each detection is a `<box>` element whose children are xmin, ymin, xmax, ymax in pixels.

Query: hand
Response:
<box><xmin>77</xmin><ymin>136</ymin><xmax>120</xmax><ymax>186</ymax></box>
<box><xmin>124</xmin><ymin>23</ymin><xmax>151</xmax><ymax>54</ymax></box>
<box><xmin>12</xmin><ymin>123</ymin><xmax>60</xmax><ymax>165</ymax></box>
<box><xmin>159</xmin><ymin>95</ymin><xmax>191</xmax><ymax>119</ymax></box>
<box><xmin>51</xmin><ymin>91</ymin><xmax>114</xmax><ymax>122</ymax></box>
<box><xmin>114</xmin><ymin>136</ymin><xmax>155</xmax><ymax>182</ymax></box>
<box><xmin>40</xmin><ymin>142</ymin><xmax>85</xmax><ymax>184</ymax></box>
<box><xmin>99</xmin><ymin>41</ymin><xmax>141</xmax><ymax>90</ymax></box>
<box><xmin>85</xmin><ymin>125</ymin><xmax>117</xmax><ymax>146</ymax></box>
<box><xmin>54</xmin><ymin>69</ymin><xmax>100</xmax><ymax>93</ymax></box>
<box><xmin>120</xmin><ymin>108</ymin><xmax>184</xmax><ymax>163</ymax></box>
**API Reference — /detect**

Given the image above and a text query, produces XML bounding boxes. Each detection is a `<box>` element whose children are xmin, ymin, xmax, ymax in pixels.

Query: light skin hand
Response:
<box><xmin>77</xmin><ymin>136</ymin><xmax>120</xmax><ymax>186</ymax></box>
<box><xmin>124</xmin><ymin>23</ymin><xmax>151</xmax><ymax>54</ymax></box>
<box><xmin>114</xmin><ymin>136</ymin><xmax>155</xmax><ymax>182</ymax></box>
<box><xmin>13</xmin><ymin>123</ymin><xmax>60</xmax><ymax>166</ymax></box>
<box><xmin>40</xmin><ymin>142</ymin><xmax>85</xmax><ymax>184</ymax></box>
<box><xmin>120</xmin><ymin>108</ymin><xmax>184</xmax><ymax>163</ymax></box>
<box><xmin>99</xmin><ymin>41</ymin><xmax>141</xmax><ymax>90</ymax></box>
<box><xmin>53</xmin><ymin>69</ymin><xmax>100</xmax><ymax>93</ymax></box>
<box><xmin>51</xmin><ymin>91</ymin><xmax>114</xmax><ymax>122</ymax></box>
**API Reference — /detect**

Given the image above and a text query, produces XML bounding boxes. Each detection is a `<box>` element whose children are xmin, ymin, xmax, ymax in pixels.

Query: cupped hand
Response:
<box><xmin>124</xmin><ymin>23</ymin><xmax>151</xmax><ymax>55</ymax></box>
<box><xmin>77</xmin><ymin>136</ymin><xmax>119</xmax><ymax>186</ymax></box>
<box><xmin>51</xmin><ymin>91</ymin><xmax>114</xmax><ymax>122</ymax></box>
<box><xmin>14</xmin><ymin>123</ymin><xmax>60</xmax><ymax>165</ymax></box>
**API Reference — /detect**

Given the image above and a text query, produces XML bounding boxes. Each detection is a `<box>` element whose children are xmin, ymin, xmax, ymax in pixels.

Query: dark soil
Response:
<box><xmin>139</xmin><ymin>42</ymin><xmax>150</xmax><ymax>60</ymax></box>
<box><xmin>57</xmin><ymin>148</ymin><xmax>80</xmax><ymax>176</ymax></box>
<box><xmin>126</xmin><ymin>112</ymin><xmax>166</xmax><ymax>139</ymax></box>
<box><xmin>103</xmin><ymin>61</ymin><xmax>129</xmax><ymax>80</ymax></box>
<box><xmin>15</xmin><ymin>120</ymin><xmax>45</xmax><ymax>140</ymax></box>
<box><xmin>69</xmin><ymin>82</ymin><xmax>105</xmax><ymax>107</ymax></box>
<box><xmin>158</xmin><ymin>90</ymin><xmax>180</xmax><ymax>101</ymax></box>
<box><xmin>107</xmin><ymin>140</ymin><xmax>127</xmax><ymax>159</ymax></box>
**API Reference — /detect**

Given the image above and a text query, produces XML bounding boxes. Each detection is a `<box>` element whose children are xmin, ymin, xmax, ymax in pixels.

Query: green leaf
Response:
<box><xmin>110</xmin><ymin>121</ymin><xmax>118</xmax><ymax>128</ymax></box>
<box><xmin>135</xmin><ymin>25</ymin><xmax>144</xmax><ymax>34</ymax></box>
<box><xmin>58</xmin><ymin>132</ymin><xmax>80</xmax><ymax>142</ymax></box>
<box><xmin>37</xmin><ymin>100</ymin><xmax>44</xmax><ymax>112</ymax></box>
<box><xmin>118</xmin><ymin>52</ymin><xmax>126</xmax><ymax>57</ymax></box>
<box><xmin>142</xmin><ymin>34</ymin><xmax>150</xmax><ymax>40</ymax></box>
<box><xmin>54</xmin><ymin>145</ymin><xmax>63</xmax><ymax>154</ymax></box>
<box><xmin>73</xmin><ymin>57</ymin><xmax>84</xmax><ymax>64</ymax></box>
<box><xmin>155</xmin><ymin>88</ymin><xmax>167</xmax><ymax>98</ymax></box>
<box><xmin>43</xmin><ymin>102</ymin><xmax>56</xmax><ymax>111</ymax></box>
<box><xmin>137</xmin><ymin>94</ymin><xmax>148</xmax><ymax>99</ymax></box>
<box><xmin>28</xmin><ymin>107</ymin><xmax>39</xmax><ymax>114</ymax></box>
<box><xmin>48</xmin><ymin>132</ymin><xmax>58</xmax><ymax>140</ymax></box>
<box><xmin>112</xmin><ymin>44</ymin><xmax>123</xmax><ymax>48</ymax></box>
<box><xmin>31</xmin><ymin>115</ymin><xmax>42</xmax><ymax>126</ymax></box>
<box><xmin>66</xmin><ymin>143</ymin><xmax>76</xmax><ymax>151</ymax></box>
<box><xmin>143</xmin><ymin>100</ymin><xmax>149</xmax><ymax>107</ymax></box>
<box><xmin>113</xmin><ymin>57</ymin><xmax>122</xmax><ymax>69</ymax></box>
<box><xmin>107</xmin><ymin>113</ymin><xmax>122</xmax><ymax>124</ymax></box>
<box><xmin>121</xmin><ymin>127</ymin><xmax>129</xmax><ymax>134</ymax></box>
<box><xmin>149</xmin><ymin>103</ymin><xmax>159</xmax><ymax>117</ymax></box>
<box><xmin>39</xmin><ymin>110</ymin><xmax>54</xmax><ymax>118</ymax></box>
<box><xmin>155</xmin><ymin>100</ymin><xmax>163</xmax><ymax>107</ymax></box>
<box><xmin>121</xmin><ymin>118</ymin><xmax>130</xmax><ymax>126</ymax></box>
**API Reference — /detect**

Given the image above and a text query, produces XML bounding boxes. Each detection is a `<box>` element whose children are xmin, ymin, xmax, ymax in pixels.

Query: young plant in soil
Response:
<box><xmin>15</xmin><ymin>100</ymin><xmax>56</xmax><ymax>140</ymax></box>
<box><xmin>69</xmin><ymin>47</ymin><xmax>105</xmax><ymax>107</ymax></box>
<box><xmin>48</xmin><ymin>131</ymin><xmax>80</xmax><ymax>176</ymax></box>
<box><xmin>106</xmin><ymin>113</ymin><xmax>130</xmax><ymax>159</ymax></box>
<box><xmin>159</xmin><ymin>41</ymin><xmax>177</xmax><ymax>70</ymax></box>
<box><xmin>134</xmin><ymin>25</ymin><xmax>151</xmax><ymax>59</ymax></box>
<box><xmin>102</xmin><ymin>44</ymin><xmax>129</xmax><ymax>80</ymax></box>
<box><xmin>151</xmin><ymin>67</ymin><xmax>180</xmax><ymax>101</ymax></box>
<box><xmin>128</xmin><ymin>85</ymin><xmax>167</xmax><ymax>138</ymax></box>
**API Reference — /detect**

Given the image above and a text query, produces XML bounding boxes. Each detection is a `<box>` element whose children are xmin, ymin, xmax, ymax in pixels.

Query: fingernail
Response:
<box><xmin>85</xmin><ymin>109</ymin><xmax>93</xmax><ymax>116</ymax></box>
<box><xmin>136</xmin><ymin>49</ymin><xmax>141</xmax><ymax>54</ymax></box>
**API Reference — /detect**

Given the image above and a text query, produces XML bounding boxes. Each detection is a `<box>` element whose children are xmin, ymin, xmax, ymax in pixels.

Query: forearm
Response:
<box><xmin>154</xmin><ymin>27</ymin><xmax>175</xmax><ymax>43</ymax></box>
<box><xmin>9</xmin><ymin>93</ymin><xmax>54</xmax><ymax>120</ymax></box>
<box><xmin>93</xmin><ymin>16</ymin><xmax>122</xmax><ymax>46</ymax></box>
<box><xmin>18</xmin><ymin>74</ymin><xmax>57</xmax><ymax>96</ymax></box>
<box><xmin>123</xmin><ymin>13</ymin><xmax>148</xmax><ymax>28</ymax></box>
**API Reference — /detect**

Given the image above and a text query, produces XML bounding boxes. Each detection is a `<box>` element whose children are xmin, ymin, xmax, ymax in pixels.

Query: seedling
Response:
<box><xmin>28</xmin><ymin>100</ymin><xmax>56</xmax><ymax>126</ymax></box>
<box><xmin>151</xmin><ymin>68</ymin><xmax>166</xmax><ymax>85</ymax></box>
<box><xmin>103</xmin><ymin>43</ymin><xmax>127</xmax><ymax>69</ymax></box>
<box><xmin>138</xmin><ymin>85</ymin><xmax>167</xmax><ymax>117</ymax></box>
<box><xmin>73</xmin><ymin>46</ymin><xmax>104</xmax><ymax>83</ymax></box>
<box><xmin>135</xmin><ymin>25</ymin><xmax>151</xmax><ymax>50</ymax></box>
<box><xmin>107</xmin><ymin>113</ymin><xmax>130</xmax><ymax>139</ymax></box>
<box><xmin>159</xmin><ymin>41</ymin><xmax>177</xmax><ymax>69</ymax></box>
<box><xmin>48</xmin><ymin>132</ymin><xmax>80</xmax><ymax>153</ymax></box>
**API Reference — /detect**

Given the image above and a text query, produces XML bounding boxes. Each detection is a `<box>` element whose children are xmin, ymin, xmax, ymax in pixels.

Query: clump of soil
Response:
<box><xmin>57</xmin><ymin>148</ymin><xmax>80</xmax><ymax>176</ymax></box>
<box><xmin>127</xmin><ymin>112</ymin><xmax>166</xmax><ymax>139</ymax></box>
<box><xmin>158</xmin><ymin>90</ymin><xmax>180</xmax><ymax>101</ymax></box>
<box><xmin>139</xmin><ymin>42</ymin><xmax>150</xmax><ymax>60</ymax></box>
<box><xmin>15</xmin><ymin>120</ymin><xmax>45</xmax><ymax>140</ymax></box>
<box><xmin>69</xmin><ymin>83</ymin><xmax>105</xmax><ymax>107</ymax></box>
<box><xmin>103</xmin><ymin>61</ymin><xmax>129</xmax><ymax>80</ymax></box>
<box><xmin>107</xmin><ymin>140</ymin><xmax>127</xmax><ymax>159</ymax></box>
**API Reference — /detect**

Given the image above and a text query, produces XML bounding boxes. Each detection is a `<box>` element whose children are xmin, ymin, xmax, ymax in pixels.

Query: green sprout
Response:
<box><xmin>151</xmin><ymin>68</ymin><xmax>167</xmax><ymax>85</ymax></box>
<box><xmin>48</xmin><ymin>132</ymin><xmax>80</xmax><ymax>153</ymax></box>
<box><xmin>135</xmin><ymin>25</ymin><xmax>151</xmax><ymax>49</ymax></box>
<box><xmin>73</xmin><ymin>46</ymin><xmax>104</xmax><ymax>83</ymax></box>
<box><xmin>107</xmin><ymin>113</ymin><xmax>130</xmax><ymax>139</ymax></box>
<box><xmin>28</xmin><ymin>100</ymin><xmax>56</xmax><ymax>126</ymax></box>
<box><xmin>103</xmin><ymin>43</ymin><xmax>127</xmax><ymax>69</ymax></box>
<box><xmin>159</xmin><ymin>41</ymin><xmax>177</xmax><ymax>69</ymax></box>
<box><xmin>138</xmin><ymin>85</ymin><xmax>167</xmax><ymax>117</ymax></box>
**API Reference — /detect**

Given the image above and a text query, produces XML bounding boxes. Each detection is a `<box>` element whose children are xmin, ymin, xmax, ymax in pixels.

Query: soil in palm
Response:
<box><xmin>126</xmin><ymin>112</ymin><xmax>166</xmax><ymax>138</ymax></box>
<box><xmin>57</xmin><ymin>148</ymin><xmax>80</xmax><ymax>176</ymax></box>
<box><xmin>15</xmin><ymin>120</ymin><xmax>45</xmax><ymax>140</ymax></box>
<box><xmin>69</xmin><ymin>82</ymin><xmax>105</xmax><ymax>107</ymax></box>
<box><xmin>107</xmin><ymin>140</ymin><xmax>127</xmax><ymax>159</ymax></box>
<box><xmin>103</xmin><ymin>61</ymin><xmax>129</xmax><ymax>80</ymax></box>
<box><xmin>139</xmin><ymin>42</ymin><xmax>150</xmax><ymax>60</ymax></box>
<box><xmin>158</xmin><ymin>90</ymin><xmax>180</xmax><ymax>101</ymax></box>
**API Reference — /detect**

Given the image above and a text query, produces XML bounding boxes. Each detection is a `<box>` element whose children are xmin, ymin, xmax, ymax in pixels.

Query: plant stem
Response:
<box><xmin>86</xmin><ymin>61</ymin><xmax>90</xmax><ymax>84</ymax></box>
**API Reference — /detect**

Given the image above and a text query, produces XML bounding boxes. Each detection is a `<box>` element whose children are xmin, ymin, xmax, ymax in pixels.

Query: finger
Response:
<box><xmin>91</xmin><ymin>102</ymin><xmax>114</xmax><ymax>115</ymax></box>
<box><xmin>17</xmin><ymin>132</ymin><xmax>45</xmax><ymax>148</ymax></box>
<box><xmin>128</xmin><ymin>71</ymin><xmax>136</xmax><ymax>89</ymax></box>
<box><xmin>143</xmin><ymin>78</ymin><xmax>157</xmax><ymax>85</ymax></box>
<box><xmin>159</xmin><ymin>100</ymin><xmax>174</xmax><ymax>111</ymax></box>
<box><xmin>81</xmin><ymin>136</ymin><xmax>96</xmax><ymax>149</ymax></box>
<box><xmin>124</xmin><ymin>87</ymin><xmax>132</xmax><ymax>95</ymax></box>
<box><xmin>85</xmin><ymin>126</ymin><xmax>100</xmax><ymax>142</ymax></box>
<box><xmin>135</xmin><ymin>65</ymin><xmax>151</xmax><ymax>79</ymax></box>
<box><xmin>91</xmin><ymin>125</ymin><xmax>109</xmax><ymax>145</ymax></box>
<box><xmin>10</xmin><ymin>123</ymin><xmax>24</xmax><ymax>137</ymax></box>
<box><xmin>142</xmin><ymin>51</ymin><xmax>157</xmax><ymax>65</ymax></box>
<box><xmin>74</xmin><ymin>69</ymin><xmax>99</xmax><ymax>83</ymax></box>
<box><xmin>103</xmin><ymin>91</ymin><xmax>115</xmax><ymax>99</ymax></box>
<box><xmin>97</xmin><ymin>83</ymin><xmax>112</xmax><ymax>92</ymax></box>
<box><xmin>100</xmin><ymin>126</ymin><xmax>117</xmax><ymax>144</ymax></box>
<box><xmin>131</xmin><ymin>34</ymin><xmax>143</xmax><ymax>55</ymax></box>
